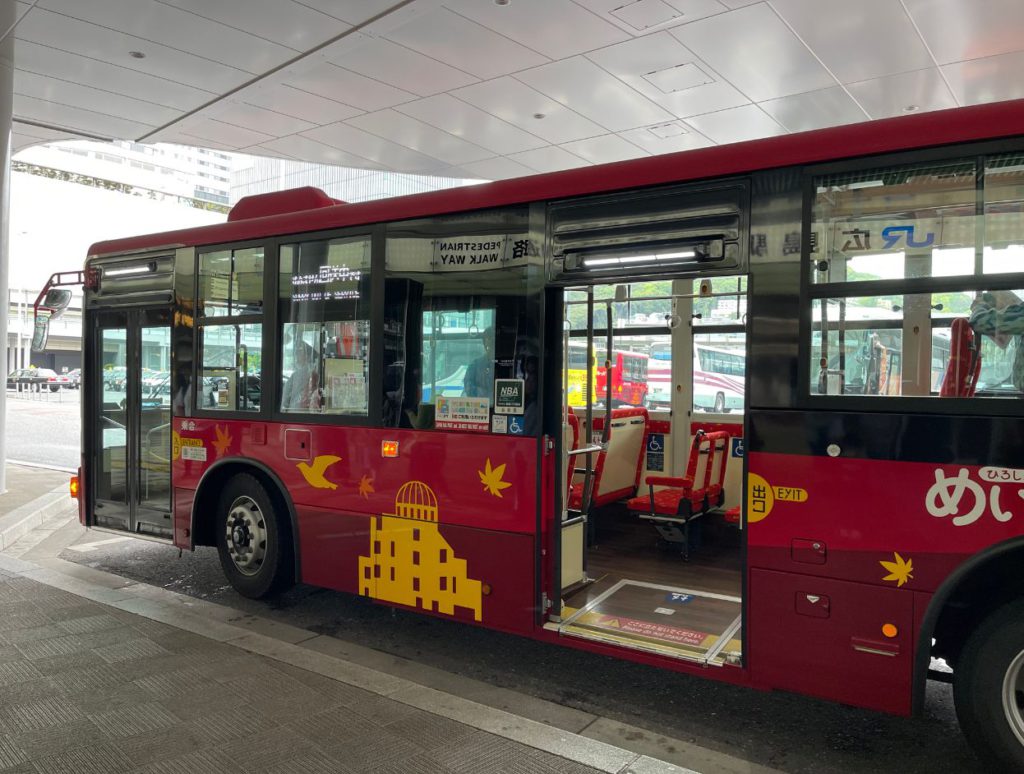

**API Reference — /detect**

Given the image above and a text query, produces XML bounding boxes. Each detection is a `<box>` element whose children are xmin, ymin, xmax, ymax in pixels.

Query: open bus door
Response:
<box><xmin>82</xmin><ymin>254</ymin><xmax>176</xmax><ymax>540</ymax></box>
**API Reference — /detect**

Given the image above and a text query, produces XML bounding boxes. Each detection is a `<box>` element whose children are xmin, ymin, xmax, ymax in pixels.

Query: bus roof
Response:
<box><xmin>89</xmin><ymin>99</ymin><xmax>1024</xmax><ymax>259</ymax></box>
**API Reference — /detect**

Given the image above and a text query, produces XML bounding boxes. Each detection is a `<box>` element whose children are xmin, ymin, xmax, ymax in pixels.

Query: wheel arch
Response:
<box><xmin>191</xmin><ymin>457</ymin><xmax>301</xmax><ymax>583</ymax></box>
<box><xmin>914</xmin><ymin>535</ymin><xmax>1024</xmax><ymax>713</ymax></box>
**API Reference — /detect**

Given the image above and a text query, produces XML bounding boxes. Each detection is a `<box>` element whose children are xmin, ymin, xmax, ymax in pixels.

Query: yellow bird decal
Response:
<box><xmin>297</xmin><ymin>455</ymin><xmax>342</xmax><ymax>490</ymax></box>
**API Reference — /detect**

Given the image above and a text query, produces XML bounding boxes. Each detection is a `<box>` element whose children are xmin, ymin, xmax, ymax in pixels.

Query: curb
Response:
<box><xmin>0</xmin><ymin>484</ymin><xmax>76</xmax><ymax>551</ymax></box>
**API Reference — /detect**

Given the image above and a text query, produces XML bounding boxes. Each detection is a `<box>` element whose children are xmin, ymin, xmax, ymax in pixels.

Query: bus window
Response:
<box><xmin>381</xmin><ymin>208</ymin><xmax>542</xmax><ymax>433</ymax></box>
<box><xmin>196</xmin><ymin>245</ymin><xmax>265</xmax><ymax>412</ymax></box>
<box><xmin>279</xmin><ymin>236</ymin><xmax>372</xmax><ymax>415</ymax></box>
<box><xmin>810</xmin><ymin>290</ymin><xmax>1024</xmax><ymax>398</ymax></box>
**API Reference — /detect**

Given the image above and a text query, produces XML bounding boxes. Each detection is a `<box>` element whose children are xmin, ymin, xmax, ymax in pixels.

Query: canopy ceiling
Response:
<box><xmin>7</xmin><ymin>0</ymin><xmax>1024</xmax><ymax>179</ymax></box>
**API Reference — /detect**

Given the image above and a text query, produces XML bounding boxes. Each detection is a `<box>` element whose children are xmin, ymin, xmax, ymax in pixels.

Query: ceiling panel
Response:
<box><xmin>37</xmin><ymin>0</ymin><xmax>297</xmax><ymax>70</ymax></box>
<box><xmin>326</xmin><ymin>37</ymin><xmax>477</xmax><ymax>97</ymax></box>
<box><xmin>172</xmin><ymin>117</ymin><xmax>276</xmax><ymax>149</ymax></box>
<box><xmin>456</xmin><ymin>156</ymin><xmax>537</xmax><ymax>181</ymax></box>
<box><xmin>942</xmin><ymin>51</ymin><xmax>1024</xmax><ymax>106</ymax></box>
<box><xmin>296</xmin><ymin>0</ymin><xmax>412</xmax><ymax>26</ymax></box>
<box><xmin>282</xmin><ymin>61</ymin><xmax>417</xmax><ymax>112</ymax></box>
<box><xmin>14</xmin><ymin>93</ymin><xmax>157</xmax><ymax>139</ymax></box>
<box><xmin>396</xmin><ymin>94</ymin><xmax>547</xmax><ymax>155</ymax></box>
<box><xmin>209</xmin><ymin>102</ymin><xmax>317</xmax><ymax>137</ymax></box>
<box><xmin>386</xmin><ymin>7</ymin><xmax>548</xmax><ymax>80</ymax></box>
<box><xmin>619</xmin><ymin>122</ymin><xmax>714</xmax><ymax>153</ymax></box>
<box><xmin>671</xmin><ymin>4</ymin><xmax>836</xmax><ymax>101</ymax></box>
<box><xmin>346</xmin><ymin>109</ymin><xmax>495</xmax><ymax>166</ymax></box>
<box><xmin>444</xmin><ymin>0</ymin><xmax>629</xmax><ymax>59</ymax></box>
<box><xmin>157</xmin><ymin>0</ymin><xmax>350</xmax><ymax>51</ymax></box>
<box><xmin>576</xmin><ymin>0</ymin><xmax>729</xmax><ymax>35</ymax></box>
<box><xmin>508</xmin><ymin>145</ymin><xmax>591</xmax><ymax>174</ymax></box>
<box><xmin>586</xmin><ymin>33</ymin><xmax>749</xmax><ymax>118</ymax></box>
<box><xmin>238</xmin><ymin>83</ymin><xmax>364</xmax><ymax>125</ymax></box>
<box><xmin>12</xmin><ymin>122</ymin><xmax>78</xmax><ymax>151</ymax></box>
<box><xmin>453</xmin><ymin>77</ymin><xmax>606</xmax><ymax>145</ymax></box>
<box><xmin>847</xmin><ymin>68</ymin><xmax>957</xmax><ymax>119</ymax></box>
<box><xmin>760</xmin><ymin>86</ymin><xmax>867</xmax><ymax>132</ymax></box>
<box><xmin>14</xmin><ymin>69</ymin><xmax>181</xmax><ymax>127</ymax></box>
<box><xmin>516</xmin><ymin>57</ymin><xmax>676</xmax><ymax>132</ymax></box>
<box><xmin>15</xmin><ymin>39</ymin><xmax>214</xmax><ymax>112</ymax></box>
<box><xmin>15</xmin><ymin>7</ymin><xmax>251</xmax><ymax>92</ymax></box>
<box><xmin>771</xmin><ymin>0</ymin><xmax>933</xmax><ymax>84</ymax></box>
<box><xmin>258</xmin><ymin>134</ymin><xmax>385</xmax><ymax>169</ymax></box>
<box><xmin>685</xmin><ymin>104</ymin><xmax>785</xmax><ymax>144</ymax></box>
<box><xmin>904</xmin><ymin>0</ymin><xmax>1024</xmax><ymax>64</ymax></box>
<box><xmin>303</xmin><ymin>122</ymin><xmax>455</xmax><ymax>174</ymax></box>
<box><xmin>560</xmin><ymin>134</ymin><xmax>649</xmax><ymax>165</ymax></box>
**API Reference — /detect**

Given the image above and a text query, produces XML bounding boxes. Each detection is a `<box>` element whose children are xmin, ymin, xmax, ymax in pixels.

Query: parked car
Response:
<box><xmin>6</xmin><ymin>368</ymin><xmax>62</xmax><ymax>391</ymax></box>
<box><xmin>65</xmin><ymin>368</ymin><xmax>81</xmax><ymax>389</ymax></box>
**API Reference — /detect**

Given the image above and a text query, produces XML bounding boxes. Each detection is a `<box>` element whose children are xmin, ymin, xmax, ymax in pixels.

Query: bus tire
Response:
<box><xmin>953</xmin><ymin>598</ymin><xmax>1024</xmax><ymax>772</ymax></box>
<box><xmin>215</xmin><ymin>473</ymin><xmax>293</xmax><ymax>599</ymax></box>
<box><xmin>713</xmin><ymin>392</ymin><xmax>725</xmax><ymax>413</ymax></box>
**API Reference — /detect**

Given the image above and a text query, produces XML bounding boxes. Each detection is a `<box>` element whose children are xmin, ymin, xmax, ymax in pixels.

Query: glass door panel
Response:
<box><xmin>96</xmin><ymin>327</ymin><xmax>129</xmax><ymax>526</ymax></box>
<box><xmin>139</xmin><ymin>324</ymin><xmax>171</xmax><ymax>514</ymax></box>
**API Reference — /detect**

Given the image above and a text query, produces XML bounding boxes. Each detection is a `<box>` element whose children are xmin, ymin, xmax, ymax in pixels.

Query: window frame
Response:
<box><xmin>192</xmin><ymin>238</ymin><xmax>270</xmax><ymax>420</ymax></box>
<box><xmin>798</xmin><ymin>137</ymin><xmax>1024</xmax><ymax>417</ymax></box>
<box><xmin>269</xmin><ymin>224</ymin><xmax>385</xmax><ymax>428</ymax></box>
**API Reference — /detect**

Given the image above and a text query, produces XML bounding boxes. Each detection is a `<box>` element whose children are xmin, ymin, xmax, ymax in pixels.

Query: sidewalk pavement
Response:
<box><xmin>0</xmin><ymin>472</ymin><xmax>705</xmax><ymax>774</ymax></box>
<box><xmin>0</xmin><ymin>465</ymin><xmax>73</xmax><ymax>551</ymax></box>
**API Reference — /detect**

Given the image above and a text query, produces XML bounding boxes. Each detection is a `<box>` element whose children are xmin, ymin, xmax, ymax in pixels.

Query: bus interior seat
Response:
<box><xmin>568</xmin><ymin>407</ymin><xmax>649</xmax><ymax>511</ymax></box>
<box><xmin>940</xmin><ymin>317</ymin><xmax>982</xmax><ymax>397</ymax></box>
<box><xmin>626</xmin><ymin>429</ymin><xmax>730</xmax><ymax>559</ymax></box>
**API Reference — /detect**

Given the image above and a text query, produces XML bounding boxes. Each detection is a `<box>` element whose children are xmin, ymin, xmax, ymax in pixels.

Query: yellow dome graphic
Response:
<box><xmin>395</xmin><ymin>481</ymin><xmax>438</xmax><ymax>522</ymax></box>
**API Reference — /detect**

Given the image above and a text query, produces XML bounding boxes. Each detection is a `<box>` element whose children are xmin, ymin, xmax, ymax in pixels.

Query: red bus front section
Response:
<box><xmin>171</xmin><ymin>419</ymin><xmax>539</xmax><ymax>636</ymax></box>
<box><xmin>747</xmin><ymin>449</ymin><xmax>1024</xmax><ymax>714</ymax></box>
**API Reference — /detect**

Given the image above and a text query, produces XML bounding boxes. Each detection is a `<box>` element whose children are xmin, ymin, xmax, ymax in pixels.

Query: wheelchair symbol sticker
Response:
<box><xmin>508</xmin><ymin>416</ymin><xmax>524</xmax><ymax>435</ymax></box>
<box><xmin>731</xmin><ymin>438</ymin><xmax>744</xmax><ymax>458</ymax></box>
<box><xmin>647</xmin><ymin>434</ymin><xmax>664</xmax><ymax>452</ymax></box>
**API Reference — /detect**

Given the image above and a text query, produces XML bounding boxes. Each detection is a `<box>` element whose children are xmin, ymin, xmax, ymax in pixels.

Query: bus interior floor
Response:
<box><xmin>560</xmin><ymin>506</ymin><xmax>743</xmax><ymax>664</ymax></box>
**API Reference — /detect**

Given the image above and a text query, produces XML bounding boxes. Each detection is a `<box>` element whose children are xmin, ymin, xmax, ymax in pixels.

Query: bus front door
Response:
<box><xmin>88</xmin><ymin>308</ymin><xmax>173</xmax><ymax>539</ymax></box>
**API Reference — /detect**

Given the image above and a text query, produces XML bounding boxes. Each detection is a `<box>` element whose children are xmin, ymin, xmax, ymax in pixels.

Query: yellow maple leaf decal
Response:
<box><xmin>478</xmin><ymin>458</ymin><xmax>512</xmax><ymax>498</ymax></box>
<box><xmin>358</xmin><ymin>474</ymin><xmax>374</xmax><ymax>499</ymax></box>
<box><xmin>880</xmin><ymin>552</ymin><xmax>914</xmax><ymax>588</ymax></box>
<box><xmin>212</xmin><ymin>425</ymin><xmax>232</xmax><ymax>458</ymax></box>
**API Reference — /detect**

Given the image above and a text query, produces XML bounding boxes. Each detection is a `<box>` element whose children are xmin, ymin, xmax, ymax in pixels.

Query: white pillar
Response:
<box><xmin>0</xmin><ymin>3</ymin><xmax>14</xmax><ymax>493</ymax></box>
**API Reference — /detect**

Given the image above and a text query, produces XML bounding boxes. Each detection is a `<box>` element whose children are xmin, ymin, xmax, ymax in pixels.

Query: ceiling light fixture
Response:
<box><xmin>533</xmin><ymin>112</ymin><xmax>545</xmax><ymax>119</ymax></box>
<box><xmin>129</xmin><ymin>51</ymin><xmax>146</xmax><ymax>59</ymax></box>
<box><xmin>903</xmin><ymin>104</ymin><xmax>919</xmax><ymax>113</ymax></box>
<box><xmin>495</xmin><ymin>0</ymin><xmax>510</xmax><ymax>5</ymax></box>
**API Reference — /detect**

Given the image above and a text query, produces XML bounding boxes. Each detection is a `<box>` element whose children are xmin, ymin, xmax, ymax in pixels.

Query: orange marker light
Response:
<box><xmin>882</xmin><ymin>623</ymin><xmax>898</xmax><ymax>639</ymax></box>
<box><xmin>482</xmin><ymin>582</ymin><xmax>492</xmax><ymax>596</ymax></box>
<box><xmin>381</xmin><ymin>440</ymin><xmax>399</xmax><ymax>458</ymax></box>
<box><xmin>69</xmin><ymin>475</ymin><xmax>80</xmax><ymax>499</ymax></box>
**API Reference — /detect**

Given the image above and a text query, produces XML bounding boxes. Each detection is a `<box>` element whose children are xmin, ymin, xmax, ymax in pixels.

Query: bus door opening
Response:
<box><xmin>552</xmin><ymin>276</ymin><xmax>748</xmax><ymax>667</ymax></box>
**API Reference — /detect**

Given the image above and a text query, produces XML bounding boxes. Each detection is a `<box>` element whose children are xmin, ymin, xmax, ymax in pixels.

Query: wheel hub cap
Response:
<box><xmin>225</xmin><ymin>496</ymin><xmax>267</xmax><ymax>577</ymax></box>
<box><xmin>1003</xmin><ymin>649</ymin><xmax>1024</xmax><ymax>748</ymax></box>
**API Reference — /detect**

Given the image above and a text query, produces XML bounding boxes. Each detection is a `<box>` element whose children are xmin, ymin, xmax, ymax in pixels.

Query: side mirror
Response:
<box><xmin>31</xmin><ymin>311</ymin><xmax>51</xmax><ymax>352</ymax></box>
<box><xmin>31</xmin><ymin>290</ymin><xmax>73</xmax><ymax>353</ymax></box>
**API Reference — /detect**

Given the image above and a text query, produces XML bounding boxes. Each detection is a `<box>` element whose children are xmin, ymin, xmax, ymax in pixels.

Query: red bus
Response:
<box><xmin>596</xmin><ymin>349</ymin><xmax>649</xmax><ymax>407</ymax></box>
<box><xmin>61</xmin><ymin>100</ymin><xmax>1024</xmax><ymax>771</ymax></box>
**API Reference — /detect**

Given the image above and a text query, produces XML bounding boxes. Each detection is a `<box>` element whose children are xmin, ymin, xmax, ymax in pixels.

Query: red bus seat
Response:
<box><xmin>568</xmin><ymin>407</ymin><xmax>649</xmax><ymax>510</ymax></box>
<box><xmin>940</xmin><ymin>317</ymin><xmax>981</xmax><ymax>397</ymax></box>
<box><xmin>626</xmin><ymin>430</ymin><xmax>730</xmax><ymax>559</ymax></box>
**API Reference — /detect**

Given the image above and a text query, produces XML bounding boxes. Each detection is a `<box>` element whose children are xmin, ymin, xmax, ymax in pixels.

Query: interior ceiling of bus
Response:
<box><xmin>8</xmin><ymin>0</ymin><xmax>1024</xmax><ymax>180</ymax></box>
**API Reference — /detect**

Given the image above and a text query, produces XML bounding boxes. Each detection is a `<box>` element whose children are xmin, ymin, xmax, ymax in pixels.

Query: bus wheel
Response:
<box><xmin>216</xmin><ymin>474</ymin><xmax>293</xmax><ymax>599</ymax></box>
<box><xmin>713</xmin><ymin>392</ymin><xmax>725</xmax><ymax>413</ymax></box>
<box><xmin>954</xmin><ymin>598</ymin><xmax>1024</xmax><ymax>772</ymax></box>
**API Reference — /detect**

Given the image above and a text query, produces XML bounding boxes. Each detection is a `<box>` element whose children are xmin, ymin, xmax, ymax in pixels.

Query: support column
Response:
<box><xmin>0</xmin><ymin>4</ymin><xmax>14</xmax><ymax>493</ymax></box>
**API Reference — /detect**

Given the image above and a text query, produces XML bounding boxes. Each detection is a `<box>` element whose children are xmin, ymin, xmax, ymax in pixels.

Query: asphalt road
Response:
<box><xmin>4</xmin><ymin>388</ymin><xmax>80</xmax><ymax>470</ymax></box>
<box><xmin>61</xmin><ymin>533</ymin><xmax>985</xmax><ymax>774</ymax></box>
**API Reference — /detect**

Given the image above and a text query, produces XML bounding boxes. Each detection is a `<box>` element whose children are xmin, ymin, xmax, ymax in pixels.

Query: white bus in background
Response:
<box><xmin>694</xmin><ymin>343</ymin><xmax>745</xmax><ymax>413</ymax></box>
<box><xmin>645</xmin><ymin>341</ymin><xmax>746</xmax><ymax>413</ymax></box>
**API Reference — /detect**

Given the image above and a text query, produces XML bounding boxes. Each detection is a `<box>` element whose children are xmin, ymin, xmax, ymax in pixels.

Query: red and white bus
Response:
<box><xmin>596</xmin><ymin>349</ymin><xmax>649</xmax><ymax>407</ymax></box>
<box><xmin>59</xmin><ymin>99</ymin><xmax>1024</xmax><ymax>771</ymax></box>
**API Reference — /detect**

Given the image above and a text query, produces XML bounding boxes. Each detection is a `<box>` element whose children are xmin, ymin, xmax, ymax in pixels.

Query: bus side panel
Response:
<box><xmin>300</xmin><ymin>505</ymin><xmax>535</xmax><ymax>634</ymax></box>
<box><xmin>749</xmin><ymin>568</ymin><xmax>914</xmax><ymax>714</ymax></box>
